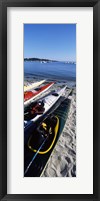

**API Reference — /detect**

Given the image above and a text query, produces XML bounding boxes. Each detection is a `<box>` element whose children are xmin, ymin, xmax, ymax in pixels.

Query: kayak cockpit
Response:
<box><xmin>28</xmin><ymin>115</ymin><xmax>59</xmax><ymax>154</ymax></box>
<box><xmin>52</xmin><ymin>92</ymin><xmax>59</xmax><ymax>96</ymax></box>
<box><xmin>24</xmin><ymin>100</ymin><xmax>45</xmax><ymax>121</ymax></box>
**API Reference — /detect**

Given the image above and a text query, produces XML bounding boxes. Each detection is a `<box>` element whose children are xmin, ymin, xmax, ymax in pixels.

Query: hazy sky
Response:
<box><xmin>24</xmin><ymin>24</ymin><xmax>76</xmax><ymax>62</ymax></box>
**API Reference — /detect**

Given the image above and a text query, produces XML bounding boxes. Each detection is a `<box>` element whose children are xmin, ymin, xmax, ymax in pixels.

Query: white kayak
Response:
<box><xmin>24</xmin><ymin>86</ymin><xmax>66</xmax><ymax>130</ymax></box>
<box><xmin>24</xmin><ymin>79</ymin><xmax>46</xmax><ymax>92</ymax></box>
<box><xmin>24</xmin><ymin>82</ymin><xmax>54</xmax><ymax>106</ymax></box>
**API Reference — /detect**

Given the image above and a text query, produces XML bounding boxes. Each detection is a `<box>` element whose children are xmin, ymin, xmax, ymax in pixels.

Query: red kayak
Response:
<box><xmin>24</xmin><ymin>82</ymin><xmax>54</xmax><ymax>105</ymax></box>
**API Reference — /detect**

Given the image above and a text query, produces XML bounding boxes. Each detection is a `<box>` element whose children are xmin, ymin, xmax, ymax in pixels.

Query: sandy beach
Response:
<box><xmin>24</xmin><ymin>78</ymin><xmax>76</xmax><ymax>177</ymax></box>
<box><xmin>41</xmin><ymin>88</ymin><xmax>76</xmax><ymax>177</ymax></box>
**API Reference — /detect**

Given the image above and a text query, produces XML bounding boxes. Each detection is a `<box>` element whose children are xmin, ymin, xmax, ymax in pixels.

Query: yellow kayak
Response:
<box><xmin>24</xmin><ymin>80</ymin><xmax>46</xmax><ymax>92</ymax></box>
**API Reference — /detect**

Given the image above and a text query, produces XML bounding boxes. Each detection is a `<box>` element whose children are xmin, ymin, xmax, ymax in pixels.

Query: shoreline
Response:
<box><xmin>24</xmin><ymin>74</ymin><xmax>76</xmax><ymax>88</ymax></box>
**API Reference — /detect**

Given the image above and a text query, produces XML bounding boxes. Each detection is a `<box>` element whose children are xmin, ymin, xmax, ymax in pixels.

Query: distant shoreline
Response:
<box><xmin>24</xmin><ymin>58</ymin><xmax>76</xmax><ymax>64</ymax></box>
<box><xmin>24</xmin><ymin>58</ymin><xmax>57</xmax><ymax>62</ymax></box>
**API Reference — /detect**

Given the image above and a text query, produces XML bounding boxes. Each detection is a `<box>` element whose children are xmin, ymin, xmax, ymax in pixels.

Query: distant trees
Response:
<box><xmin>24</xmin><ymin>58</ymin><xmax>57</xmax><ymax>62</ymax></box>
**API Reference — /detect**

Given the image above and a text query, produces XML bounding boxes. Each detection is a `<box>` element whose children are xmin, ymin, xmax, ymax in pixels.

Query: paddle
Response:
<box><xmin>24</xmin><ymin>135</ymin><xmax>48</xmax><ymax>176</ymax></box>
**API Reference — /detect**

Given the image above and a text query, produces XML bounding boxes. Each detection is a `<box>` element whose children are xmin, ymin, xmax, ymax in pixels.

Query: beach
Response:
<box><xmin>24</xmin><ymin>77</ymin><xmax>76</xmax><ymax>177</ymax></box>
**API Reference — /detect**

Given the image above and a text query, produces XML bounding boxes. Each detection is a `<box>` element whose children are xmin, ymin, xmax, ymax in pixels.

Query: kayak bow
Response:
<box><xmin>24</xmin><ymin>79</ymin><xmax>46</xmax><ymax>92</ymax></box>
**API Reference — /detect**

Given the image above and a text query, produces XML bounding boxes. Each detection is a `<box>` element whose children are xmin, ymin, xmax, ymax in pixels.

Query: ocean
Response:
<box><xmin>24</xmin><ymin>61</ymin><xmax>76</xmax><ymax>87</ymax></box>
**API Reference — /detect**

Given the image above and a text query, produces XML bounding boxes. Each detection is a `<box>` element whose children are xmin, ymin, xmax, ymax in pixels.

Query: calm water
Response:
<box><xmin>24</xmin><ymin>61</ymin><xmax>76</xmax><ymax>85</ymax></box>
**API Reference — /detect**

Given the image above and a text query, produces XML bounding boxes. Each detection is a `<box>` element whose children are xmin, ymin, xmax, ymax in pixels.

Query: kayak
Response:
<box><xmin>24</xmin><ymin>86</ymin><xmax>66</xmax><ymax>130</ymax></box>
<box><xmin>24</xmin><ymin>96</ymin><xmax>71</xmax><ymax>177</ymax></box>
<box><xmin>24</xmin><ymin>79</ymin><xmax>46</xmax><ymax>92</ymax></box>
<box><xmin>24</xmin><ymin>82</ymin><xmax>54</xmax><ymax>105</ymax></box>
<box><xmin>24</xmin><ymin>115</ymin><xmax>59</xmax><ymax>176</ymax></box>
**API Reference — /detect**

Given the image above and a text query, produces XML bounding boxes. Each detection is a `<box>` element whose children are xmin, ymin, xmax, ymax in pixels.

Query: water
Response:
<box><xmin>24</xmin><ymin>61</ymin><xmax>76</xmax><ymax>88</ymax></box>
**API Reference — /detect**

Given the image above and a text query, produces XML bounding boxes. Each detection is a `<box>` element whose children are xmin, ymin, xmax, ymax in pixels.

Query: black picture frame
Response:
<box><xmin>0</xmin><ymin>0</ymin><xmax>100</xmax><ymax>200</ymax></box>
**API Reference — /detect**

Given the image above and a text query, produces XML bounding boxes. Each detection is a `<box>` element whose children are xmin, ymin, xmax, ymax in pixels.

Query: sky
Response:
<box><xmin>24</xmin><ymin>24</ymin><xmax>76</xmax><ymax>62</ymax></box>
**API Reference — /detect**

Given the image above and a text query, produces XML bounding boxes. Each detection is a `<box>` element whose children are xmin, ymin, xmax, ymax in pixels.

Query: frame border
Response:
<box><xmin>0</xmin><ymin>0</ymin><xmax>100</xmax><ymax>200</ymax></box>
